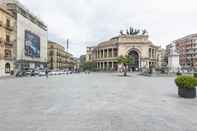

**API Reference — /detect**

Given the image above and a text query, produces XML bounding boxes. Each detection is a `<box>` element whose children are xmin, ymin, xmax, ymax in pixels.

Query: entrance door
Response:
<box><xmin>128</xmin><ymin>50</ymin><xmax>139</xmax><ymax>71</ymax></box>
<box><xmin>5</xmin><ymin>63</ymin><xmax>10</xmax><ymax>73</ymax></box>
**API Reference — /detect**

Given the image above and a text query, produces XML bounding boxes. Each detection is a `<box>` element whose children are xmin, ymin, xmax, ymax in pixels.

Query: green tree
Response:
<box><xmin>81</xmin><ymin>62</ymin><xmax>97</xmax><ymax>72</ymax></box>
<box><xmin>117</xmin><ymin>55</ymin><xmax>133</xmax><ymax>76</ymax></box>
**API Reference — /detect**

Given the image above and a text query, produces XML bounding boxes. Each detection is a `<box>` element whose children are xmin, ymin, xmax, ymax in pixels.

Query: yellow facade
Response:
<box><xmin>47</xmin><ymin>41</ymin><xmax>75</xmax><ymax>70</ymax></box>
<box><xmin>0</xmin><ymin>5</ymin><xmax>16</xmax><ymax>76</ymax></box>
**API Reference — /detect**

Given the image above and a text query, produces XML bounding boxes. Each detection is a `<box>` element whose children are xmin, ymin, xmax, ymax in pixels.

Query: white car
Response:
<box><xmin>38</xmin><ymin>71</ymin><xmax>46</xmax><ymax>77</ymax></box>
<box><xmin>49</xmin><ymin>71</ymin><xmax>56</xmax><ymax>76</ymax></box>
<box><xmin>68</xmin><ymin>71</ymin><xmax>73</xmax><ymax>74</ymax></box>
<box><xmin>56</xmin><ymin>70</ymin><xmax>65</xmax><ymax>75</ymax></box>
<box><xmin>59</xmin><ymin>71</ymin><xmax>66</xmax><ymax>75</ymax></box>
<box><xmin>55</xmin><ymin>71</ymin><xmax>61</xmax><ymax>75</ymax></box>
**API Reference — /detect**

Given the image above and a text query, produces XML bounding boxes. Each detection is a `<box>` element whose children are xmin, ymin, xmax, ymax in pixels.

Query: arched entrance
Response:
<box><xmin>5</xmin><ymin>63</ymin><xmax>10</xmax><ymax>73</ymax></box>
<box><xmin>128</xmin><ymin>50</ymin><xmax>140</xmax><ymax>71</ymax></box>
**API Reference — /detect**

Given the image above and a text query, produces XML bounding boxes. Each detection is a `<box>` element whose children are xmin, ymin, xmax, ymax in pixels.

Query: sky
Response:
<box><xmin>18</xmin><ymin>0</ymin><xmax>197</xmax><ymax>57</ymax></box>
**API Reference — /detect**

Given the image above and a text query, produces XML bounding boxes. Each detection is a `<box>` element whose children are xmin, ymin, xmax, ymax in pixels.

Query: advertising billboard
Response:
<box><xmin>24</xmin><ymin>30</ymin><xmax>40</xmax><ymax>58</ymax></box>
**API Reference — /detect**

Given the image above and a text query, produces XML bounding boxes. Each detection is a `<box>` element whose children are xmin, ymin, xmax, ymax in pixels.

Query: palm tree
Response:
<box><xmin>117</xmin><ymin>55</ymin><xmax>133</xmax><ymax>76</ymax></box>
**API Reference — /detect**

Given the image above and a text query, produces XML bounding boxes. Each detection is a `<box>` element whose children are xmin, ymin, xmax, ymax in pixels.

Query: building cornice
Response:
<box><xmin>174</xmin><ymin>33</ymin><xmax>197</xmax><ymax>43</ymax></box>
<box><xmin>0</xmin><ymin>5</ymin><xmax>15</xmax><ymax>17</ymax></box>
<box><xmin>7</xmin><ymin>2</ymin><xmax>47</xmax><ymax>31</ymax></box>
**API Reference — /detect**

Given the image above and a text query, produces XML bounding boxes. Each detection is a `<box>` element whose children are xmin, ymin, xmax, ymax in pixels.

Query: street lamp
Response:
<box><xmin>66</xmin><ymin>39</ymin><xmax>69</xmax><ymax>52</ymax></box>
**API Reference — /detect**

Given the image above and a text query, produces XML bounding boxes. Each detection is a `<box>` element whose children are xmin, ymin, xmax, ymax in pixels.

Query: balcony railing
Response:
<box><xmin>5</xmin><ymin>41</ymin><xmax>13</xmax><ymax>48</ymax></box>
<box><xmin>4</xmin><ymin>55</ymin><xmax>12</xmax><ymax>60</ymax></box>
<box><xmin>5</xmin><ymin>25</ymin><xmax>14</xmax><ymax>31</ymax></box>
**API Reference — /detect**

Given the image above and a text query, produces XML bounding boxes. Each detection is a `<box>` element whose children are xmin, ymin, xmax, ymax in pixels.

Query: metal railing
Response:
<box><xmin>4</xmin><ymin>55</ymin><xmax>12</xmax><ymax>60</ymax></box>
<box><xmin>5</xmin><ymin>25</ymin><xmax>14</xmax><ymax>31</ymax></box>
<box><xmin>4</xmin><ymin>41</ymin><xmax>13</xmax><ymax>48</ymax></box>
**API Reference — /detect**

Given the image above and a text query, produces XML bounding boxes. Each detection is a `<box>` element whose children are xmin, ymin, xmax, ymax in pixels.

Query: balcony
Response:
<box><xmin>4</xmin><ymin>41</ymin><xmax>13</xmax><ymax>48</ymax></box>
<box><xmin>186</xmin><ymin>49</ymin><xmax>197</xmax><ymax>55</ymax></box>
<box><xmin>4</xmin><ymin>55</ymin><xmax>12</xmax><ymax>60</ymax></box>
<box><xmin>5</xmin><ymin>25</ymin><xmax>14</xmax><ymax>31</ymax></box>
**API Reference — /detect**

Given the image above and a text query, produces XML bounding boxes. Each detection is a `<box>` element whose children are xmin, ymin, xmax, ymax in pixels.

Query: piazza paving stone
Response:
<box><xmin>0</xmin><ymin>73</ymin><xmax>197</xmax><ymax>131</ymax></box>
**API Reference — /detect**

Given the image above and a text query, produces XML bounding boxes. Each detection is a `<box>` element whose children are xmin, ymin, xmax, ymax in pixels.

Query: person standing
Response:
<box><xmin>45</xmin><ymin>69</ymin><xmax>48</xmax><ymax>78</ymax></box>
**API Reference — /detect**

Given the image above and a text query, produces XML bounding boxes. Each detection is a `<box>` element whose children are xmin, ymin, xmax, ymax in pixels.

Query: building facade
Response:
<box><xmin>1</xmin><ymin>0</ymin><xmax>48</xmax><ymax>72</ymax></box>
<box><xmin>79</xmin><ymin>55</ymin><xmax>86</xmax><ymax>65</ymax></box>
<box><xmin>0</xmin><ymin>5</ymin><xmax>16</xmax><ymax>76</ymax></box>
<box><xmin>86</xmin><ymin>32</ymin><xmax>162</xmax><ymax>71</ymax></box>
<box><xmin>86</xmin><ymin>46</ymin><xmax>95</xmax><ymax>62</ymax></box>
<box><xmin>48</xmin><ymin>41</ymin><xmax>75</xmax><ymax>70</ymax></box>
<box><xmin>175</xmin><ymin>34</ymin><xmax>197</xmax><ymax>69</ymax></box>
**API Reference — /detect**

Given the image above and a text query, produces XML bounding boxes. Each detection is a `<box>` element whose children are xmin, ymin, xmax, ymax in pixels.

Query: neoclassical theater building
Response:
<box><xmin>86</xmin><ymin>30</ymin><xmax>164</xmax><ymax>71</ymax></box>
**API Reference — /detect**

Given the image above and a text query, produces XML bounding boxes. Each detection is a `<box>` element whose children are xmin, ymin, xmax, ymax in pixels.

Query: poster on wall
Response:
<box><xmin>24</xmin><ymin>30</ymin><xmax>40</xmax><ymax>58</ymax></box>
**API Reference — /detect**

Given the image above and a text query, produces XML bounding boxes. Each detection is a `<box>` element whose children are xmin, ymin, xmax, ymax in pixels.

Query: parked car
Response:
<box><xmin>38</xmin><ymin>71</ymin><xmax>46</xmax><ymax>77</ymax></box>
<box><xmin>30</xmin><ymin>70</ymin><xmax>39</xmax><ymax>76</ymax></box>
<box><xmin>48</xmin><ymin>71</ymin><xmax>55</xmax><ymax>76</ymax></box>
<box><xmin>16</xmin><ymin>71</ymin><xmax>24</xmax><ymax>77</ymax></box>
<box><xmin>55</xmin><ymin>70</ymin><xmax>63</xmax><ymax>75</ymax></box>
<box><xmin>16</xmin><ymin>71</ymin><xmax>31</xmax><ymax>77</ymax></box>
<box><xmin>68</xmin><ymin>71</ymin><xmax>73</xmax><ymax>74</ymax></box>
<box><xmin>59</xmin><ymin>71</ymin><xmax>65</xmax><ymax>75</ymax></box>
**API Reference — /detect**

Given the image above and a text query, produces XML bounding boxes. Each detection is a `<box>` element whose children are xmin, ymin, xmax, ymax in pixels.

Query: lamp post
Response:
<box><xmin>66</xmin><ymin>39</ymin><xmax>69</xmax><ymax>52</ymax></box>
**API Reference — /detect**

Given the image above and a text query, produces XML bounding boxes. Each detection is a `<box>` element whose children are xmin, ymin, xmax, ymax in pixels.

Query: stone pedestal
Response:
<box><xmin>168</xmin><ymin>55</ymin><xmax>181</xmax><ymax>72</ymax></box>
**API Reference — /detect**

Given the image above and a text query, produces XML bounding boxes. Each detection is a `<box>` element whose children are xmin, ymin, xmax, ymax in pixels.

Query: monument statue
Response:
<box><xmin>120</xmin><ymin>27</ymin><xmax>149</xmax><ymax>36</ymax></box>
<box><xmin>168</xmin><ymin>43</ymin><xmax>181</xmax><ymax>73</ymax></box>
<box><xmin>120</xmin><ymin>30</ymin><xmax>124</xmax><ymax>35</ymax></box>
<box><xmin>142</xmin><ymin>29</ymin><xmax>148</xmax><ymax>35</ymax></box>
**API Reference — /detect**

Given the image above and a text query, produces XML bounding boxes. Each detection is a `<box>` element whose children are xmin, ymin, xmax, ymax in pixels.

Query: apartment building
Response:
<box><xmin>0</xmin><ymin>5</ymin><xmax>16</xmax><ymax>76</ymax></box>
<box><xmin>1</xmin><ymin>0</ymin><xmax>48</xmax><ymax>72</ymax></box>
<box><xmin>48</xmin><ymin>41</ymin><xmax>75</xmax><ymax>70</ymax></box>
<box><xmin>175</xmin><ymin>34</ymin><xmax>197</xmax><ymax>69</ymax></box>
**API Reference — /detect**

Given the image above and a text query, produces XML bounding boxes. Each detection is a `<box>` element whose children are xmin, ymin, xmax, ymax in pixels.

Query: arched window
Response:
<box><xmin>5</xmin><ymin>63</ymin><xmax>10</xmax><ymax>73</ymax></box>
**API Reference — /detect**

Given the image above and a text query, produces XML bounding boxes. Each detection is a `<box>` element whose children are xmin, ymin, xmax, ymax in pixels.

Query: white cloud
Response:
<box><xmin>148</xmin><ymin>0</ymin><xmax>197</xmax><ymax>14</ymax></box>
<box><xmin>18</xmin><ymin>0</ymin><xmax>197</xmax><ymax>57</ymax></box>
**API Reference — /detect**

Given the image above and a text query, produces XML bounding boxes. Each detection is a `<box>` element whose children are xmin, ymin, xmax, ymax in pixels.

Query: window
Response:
<box><xmin>5</xmin><ymin>49</ymin><xmax>11</xmax><ymax>57</ymax></box>
<box><xmin>0</xmin><ymin>38</ymin><xmax>2</xmax><ymax>43</ymax></box>
<box><xmin>6</xmin><ymin>19</ymin><xmax>10</xmax><ymax>27</ymax></box>
<box><xmin>89</xmin><ymin>55</ymin><xmax>92</xmax><ymax>60</ymax></box>
<box><xmin>5</xmin><ymin>63</ymin><xmax>10</xmax><ymax>73</ymax></box>
<box><xmin>6</xmin><ymin>35</ymin><xmax>10</xmax><ymax>42</ymax></box>
<box><xmin>49</xmin><ymin>51</ymin><xmax>54</xmax><ymax>56</ymax></box>
<box><xmin>149</xmin><ymin>48</ymin><xmax>151</xmax><ymax>58</ymax></box>
<box><xmin>114</xmin><ymin>49</ymin><xmax>118</xmax><ymax>57</ymax></box>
